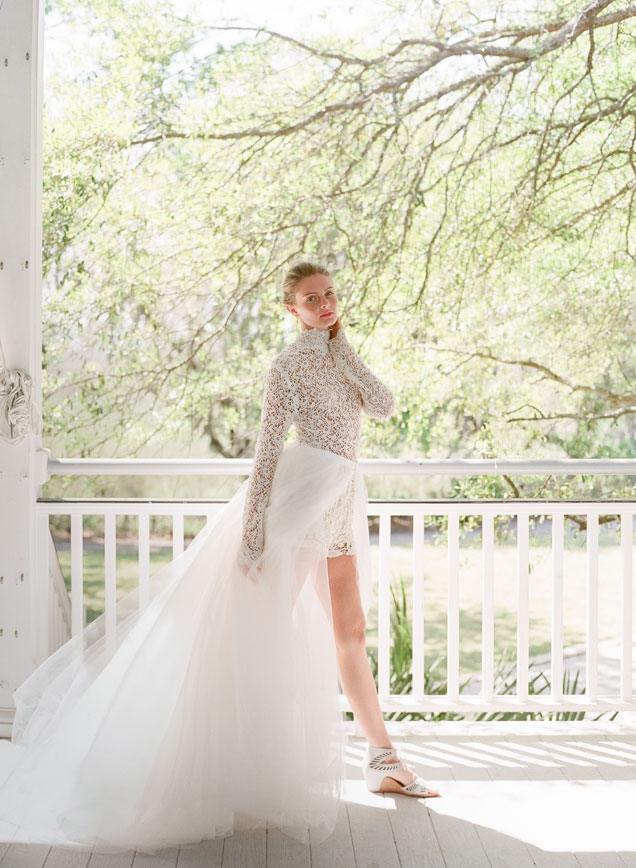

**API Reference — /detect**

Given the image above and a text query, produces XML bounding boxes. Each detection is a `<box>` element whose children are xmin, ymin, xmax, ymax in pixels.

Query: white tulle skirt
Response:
<box><xmin>0</xmin><ymin>444</ymin><xmax>372</xmax><ymax>852</ymax></box>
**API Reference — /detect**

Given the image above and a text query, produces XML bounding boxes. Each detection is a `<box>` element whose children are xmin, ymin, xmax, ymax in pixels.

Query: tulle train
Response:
<box><xmin>0</xmin><ymin>444</ymin><xmax>371</xmax><ymax>852</ymax></box>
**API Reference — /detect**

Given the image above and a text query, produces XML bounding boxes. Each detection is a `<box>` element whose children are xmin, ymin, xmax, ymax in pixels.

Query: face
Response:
<box><xmin>286</xmin><ymin>273</ymin><xmax>338</xmax><ymax>330</ymax></box>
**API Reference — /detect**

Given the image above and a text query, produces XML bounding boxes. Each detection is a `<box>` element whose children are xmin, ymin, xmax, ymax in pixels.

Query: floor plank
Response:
<box><xmin>461</xmin><ymin>739</ymin><xmax>531</xmax><ymax>778</ymax></box>
<box><xmin>524</xmin><ymin>843</ymin><xmax>580</xmax><ymax>868</ymax></box>
<box><xmin>309</xmin><ymin>804</ymin><xmax>355</xmax><ymax>868</ymax></box>
<box><xmin>131</xmin><ymin>849</ymin><xmax>178</xmax><ymax>868</ymax></box>
<box><xmin>219</xmin><ymin>825</ymin><xmax>265</xmax><ymax>868</ymax></box>
<box><xmin>2</xmin><ymin>724</ymin><xmax>635</xmax><ymax>866</ymax></box>
<box><xmin>176</xmin><ymin>840</ymin><xmax>223</xmax><ymax>868</ymax></box>
<box><xmin>575</xmin><ymin>854</ymin><xmax>627</xmax><ymax>868</ymax></box>
<box><xmin>0</xmin><ymin>843</ymin><xmax>51</xmax><ymax>868</ymax></box>
<box><xmin>428</xmin><ymin>810</ymin><xmax>491</xmax><ymax>868</ymax></box>
<box><xmin>266</xmin><ymin>826</ymin><xmax>310</xmax><ymax>868</ymax></box>
<box><xmin>498</xmin><ymin>732</ymin><xmax>584</xmax><ymax>776</ymax></box>
<box><xmin>87</xmin><ymin>852</ymin><xmax>134</xmax><ymax>868</ymax></box>
<box><xmin>420</xmin><ymin>741</ymin><xmax>493</xmax><ymax>779</ymax></box>
<box><xmin>475</xmin><ymin>824</ymin><xmax>536</xmax><ymax>868</ymax></box>
<box><xmin>571</xmin><ymin>739</ymin><xmax>636</xmax><ymax>767</ymax></box>
<box><xmin>386</xmin><ymin>799</ymin><xmax>445</xmax><ymax>868</ymax></box>
<box><xmin>346</xmin><ymin>795</ymin><xmax>400</xmax><ymax>868</ymax></box>
<box><xmin>44</xmin><ymin>848</ymin><xmax>92</xmax><ymax>868</ymax></box>
<box><xmin>393</xmin><ymin>741</ymin><xmax>455</xmax><ymax>781</ymax></box>
<box><xmin>603</xmin><ymin>740</ymin><xmax>636</xmax><ymax>759</ymax></box>
<box><xmin>537</xmin><ymin>741</ymin><xmax>605</xmax><ymax>779</ymax></box>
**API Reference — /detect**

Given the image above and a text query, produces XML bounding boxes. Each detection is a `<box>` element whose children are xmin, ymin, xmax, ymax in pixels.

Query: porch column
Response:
<box><xmin>0</xmin><ymin>0</ymin><xmax>45</xmax><ymax>736</ymax></box>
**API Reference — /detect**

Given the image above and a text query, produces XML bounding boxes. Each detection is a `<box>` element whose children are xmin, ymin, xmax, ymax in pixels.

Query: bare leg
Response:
<box><xmin>327</xmin><ymin>554</ymin><xmax>393</xmax><ymax>748</ymax></box>
<box><xmin>327</xmin><ymin>553</ymin><xmax>438</xmax><ymax>795</ymax></box>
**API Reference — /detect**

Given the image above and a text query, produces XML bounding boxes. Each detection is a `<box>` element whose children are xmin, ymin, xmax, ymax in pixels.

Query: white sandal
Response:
<box><xmin>363</xmin><ymin>745</ymin><xmax>440</xmax><ymax>798</ymax></box>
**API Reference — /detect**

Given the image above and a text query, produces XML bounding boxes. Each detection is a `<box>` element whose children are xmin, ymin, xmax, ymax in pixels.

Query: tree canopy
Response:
<box><xmin>42</xmin><ymin>0</ymin><xmax>636</xmax><ymax>474</ymax></box>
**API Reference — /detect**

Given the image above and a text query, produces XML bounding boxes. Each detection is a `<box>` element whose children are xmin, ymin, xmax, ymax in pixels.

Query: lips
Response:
<box><xmin>320</xmin><ymin>312</ymin><xmax>335</xmax><ymax>318</ymax></box>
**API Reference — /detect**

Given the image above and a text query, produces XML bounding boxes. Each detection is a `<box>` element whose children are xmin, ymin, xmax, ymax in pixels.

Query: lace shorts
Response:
<box><xmin>323</xmin><ymin>478</ymin><xmax>356</xmax><ymax>558</ymax></box>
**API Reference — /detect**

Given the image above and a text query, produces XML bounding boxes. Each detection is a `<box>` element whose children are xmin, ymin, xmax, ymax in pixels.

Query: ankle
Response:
<box><xmin>364</xmin><ymin>745</ymin><xmax>401</xmax><ymax>766</ymax></box>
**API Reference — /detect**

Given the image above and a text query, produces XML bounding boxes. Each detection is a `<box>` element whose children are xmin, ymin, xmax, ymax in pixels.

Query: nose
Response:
<box><xmin>320</xmin><ymin>297</ymin><xmax>330</xmax><ymax>308</ymax></box>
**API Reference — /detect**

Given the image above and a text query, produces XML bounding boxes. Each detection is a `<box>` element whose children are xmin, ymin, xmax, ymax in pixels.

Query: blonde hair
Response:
<box><xmin>281</xmin><ymin>261</ymin><xmax>331</xmax><ymax>305</ymax></box>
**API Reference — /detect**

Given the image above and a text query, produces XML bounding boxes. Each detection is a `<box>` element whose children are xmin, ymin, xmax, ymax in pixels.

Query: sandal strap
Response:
<box><xmin>400</xmin><ymin>777</ymin><xmax>435</xmax><ymax>795</ymax></box>
<box><xmin>363</xmin><ymin>745</ymin><xmax>439</xmax><ymax>798</ymax></box>
<box><xmin>366</xmin><ymin>747</ymin><xmax>404</xmax><ymax>773</ymax></box>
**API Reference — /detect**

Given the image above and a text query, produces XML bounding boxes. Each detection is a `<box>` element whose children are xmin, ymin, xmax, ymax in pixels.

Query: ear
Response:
<box><xmin>286</xmin><ymin>304</ymin><xmax>298</xmax><ymax>317</ymax></box>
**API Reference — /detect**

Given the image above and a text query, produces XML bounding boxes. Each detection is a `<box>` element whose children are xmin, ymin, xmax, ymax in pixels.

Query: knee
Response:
<box><xmin>334</xmin><ymin>615</ymin><xmax>367</xmax><ymax>653</ymax></box>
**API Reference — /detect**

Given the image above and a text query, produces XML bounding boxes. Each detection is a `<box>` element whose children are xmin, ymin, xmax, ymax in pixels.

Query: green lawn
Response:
<box><xmin>57</xmin><ymin>549</ymin><xmax>173</xmax><ymax>624</ymax></box>
<box><xmin>367</xmin><ymin>536</ymin><xmax>632</xmax><ymax>677</ymax></box>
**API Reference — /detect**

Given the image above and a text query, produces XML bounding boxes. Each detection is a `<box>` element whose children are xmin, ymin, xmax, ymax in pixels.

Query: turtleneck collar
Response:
<box><xmin>295</xmin><ymin>328</ymin><xmax>331</xmax><ymax>351</ymax></box>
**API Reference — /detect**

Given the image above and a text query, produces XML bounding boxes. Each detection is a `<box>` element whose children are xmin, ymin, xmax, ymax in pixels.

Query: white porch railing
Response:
<box><xmin>36</xmin><ymin>457</ymin><xmax>636</xmax><ymax>716</ymax></box>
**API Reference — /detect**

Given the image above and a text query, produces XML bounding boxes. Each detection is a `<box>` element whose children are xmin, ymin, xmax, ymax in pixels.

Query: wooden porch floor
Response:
<box><xmin>2</xmin><ymin>721</ymin><xmax>636</xmax><ymax>868</ymax></box>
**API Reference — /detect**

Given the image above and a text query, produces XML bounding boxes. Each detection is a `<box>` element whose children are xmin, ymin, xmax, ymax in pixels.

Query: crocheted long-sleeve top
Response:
<box><xmin>239</xmin><ymin>327</ymin><xmax>395</xmax><ymax>567</ymax></box>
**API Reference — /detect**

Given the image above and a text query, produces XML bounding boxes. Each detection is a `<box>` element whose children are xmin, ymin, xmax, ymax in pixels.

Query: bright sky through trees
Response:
<box><xmin>41</xmin><ymin>0</ymin><xmax>636</xmax><ymax>496</ymax></box>
<box><xmin>184</xmin><ymin>0</ymin><xmax>389</xmax><ymax>37</ymax></box>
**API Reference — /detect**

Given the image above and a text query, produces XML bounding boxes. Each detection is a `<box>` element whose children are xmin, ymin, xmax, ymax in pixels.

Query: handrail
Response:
<box><xmin>46</xmin><ymin>456</ymin><xmax>636</xmax><ymax>477</ymax></box>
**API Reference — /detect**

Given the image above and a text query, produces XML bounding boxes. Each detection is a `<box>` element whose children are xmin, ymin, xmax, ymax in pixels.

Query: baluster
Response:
<box><xmin>70</xmin><ymin>513</ymin><xmax>84</xmax><ymax>637</ymax></box>
<box><xmin>138</xmin><ymin>512</ymin><xmax>150</xmax><ymax>610</ymax></box>
<box><xmin>172</xmin><ymin>512</ymin><xmax>184</xmax><ymax>559</ymax></box>
<box><xmin>482</xmin><ymin>512</ymin><xmax>495</xmax><ymax>703</ymax></box>
<box><xmin>412</xmin><ymin>510</ymin><xmax>425</xmax><ymax>700</ymax></box>
<box><xmin>378</xmin><ymin>511</ymin><xmax>391</xmax><ymax>702</ymax></box>
<box><xmin>621</xmin><ymin>512</ymin><xmax>633</xmax><ymax>702</ymax></box>
<box><xmin>104</xmin><ymin>513</ymin><xmax>117</xmax><ymax>651</ymax></box>
<box><xmin>36</xmin><ymin>511</ymin><xmax>51</xmax><ymax>662</ymax></box>
<box><xmin>552</xmin><ymin>512</ymin><xmax>564</xmax><ymax>701</ymax></box>
<box><xmin>447</xmin><ymin>511</ymin><xmax>460</xmax><ymax>700</ymax></box>
<box><xmin>517</xmin><ymin>512</ymin><xmax>530</xmax><ymax>702</ymax></box>
<box><xmin>586</xmin><ymin>512</ymin><xmax>599</xmax><ymax>702</ymax></box>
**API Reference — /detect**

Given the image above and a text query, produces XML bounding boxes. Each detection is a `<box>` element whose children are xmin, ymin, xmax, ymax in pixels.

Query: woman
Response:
<box><xmin>239</xmin><ymin>260</ymin><xmax>439</xmax><ymax>800</ymax></box>
<box><xmin>0</xmin><ymin>261</ymin><xmax>435</xmax><ymax>855</ymax></box>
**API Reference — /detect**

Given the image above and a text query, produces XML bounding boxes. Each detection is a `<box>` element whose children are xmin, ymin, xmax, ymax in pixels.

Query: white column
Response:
<box><xmin>0</xmin><ymin>0</ymin><xmax>44</xmax><ymax>736</ymax></box>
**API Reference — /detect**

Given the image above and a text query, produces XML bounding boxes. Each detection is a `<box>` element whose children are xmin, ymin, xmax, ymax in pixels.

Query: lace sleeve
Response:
<box><xmin>239</xmin><ymin>362</ymin><xmax>295</xmax><ymax>568</ymax></box>
<box><xmin>329</xmin><ymin>328</ymin><xmax>395</xmax><ymax>419</ymax></box>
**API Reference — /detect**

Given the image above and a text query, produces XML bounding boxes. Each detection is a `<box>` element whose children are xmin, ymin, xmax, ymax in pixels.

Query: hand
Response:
<box><xmin>329</xmin><ymin>318</ymin><xmax>342</xmax><ymax>339</ymax></box>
